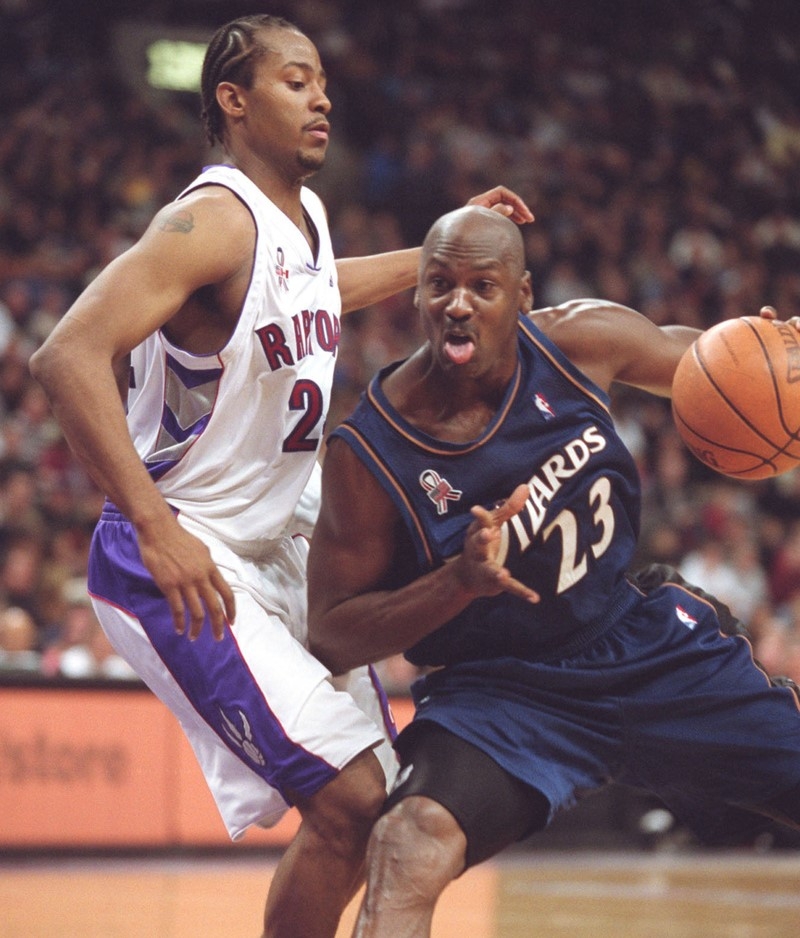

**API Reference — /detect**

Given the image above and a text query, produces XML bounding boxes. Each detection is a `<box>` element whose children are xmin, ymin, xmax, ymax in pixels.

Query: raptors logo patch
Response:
<box><xmin>219</xmin><ymin>707</ymin><xmax>266</xmax><ymax>765</ymax></box>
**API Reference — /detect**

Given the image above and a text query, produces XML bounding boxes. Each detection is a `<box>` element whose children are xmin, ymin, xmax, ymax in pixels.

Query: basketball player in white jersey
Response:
<box><xmin>29</xmin><ymin>14</ymin><xmax>532</xmax><ymax>938</ymax></box>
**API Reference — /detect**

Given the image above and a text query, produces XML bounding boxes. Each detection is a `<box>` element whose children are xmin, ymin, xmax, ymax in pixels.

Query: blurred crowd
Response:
<box><xmin>2</xmin><ymin>0</ymin><xmax>800</xmax><ymax>688</ymax></box>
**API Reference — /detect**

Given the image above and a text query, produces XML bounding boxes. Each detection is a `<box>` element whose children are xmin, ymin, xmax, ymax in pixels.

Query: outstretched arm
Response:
<box><xmin>306</xmin><ymin>438</ymin><xmax>537</xmax><ymax>675</ymax></box>
<box><xmin>530</xmin><ymin>299</ymin><xmax>701</xmax><ymax>397</ymax></box>
<box><xmin>336</xmin><ymin>248</ymin><xmax>421</xmax><ymax>315</ymax></box>
<box><xmin>613</xmin><ymin>305</ymin><xmax>792</xmax><ymax>396</ymax></box>
<box><xmin>536</xmin><ymin>301</ymin><xmax>792</xmax><ymax>399</ymax></box>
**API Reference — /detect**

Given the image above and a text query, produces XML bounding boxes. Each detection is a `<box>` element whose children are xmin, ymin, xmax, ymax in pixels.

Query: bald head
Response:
<box><xmin>421</xmin><ymin>206</ymin><xmax>526</xmax><ymax>278</ymax></box>
<box><xmin>414</xmin><ymin>205</ymin><xmax>533</xmax><ymax>378</ymax></box>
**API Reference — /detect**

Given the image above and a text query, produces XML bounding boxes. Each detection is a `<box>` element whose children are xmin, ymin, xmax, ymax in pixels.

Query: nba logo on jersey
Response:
<box><xmin>534</xmin><ymin>392</ymin><xmax>555</xmax><ymax>420</ymax></box>
<box><xmin>275</xmin><ymin>247</ymin><xmax>290</xmax><ymax>292</ymax></box>
<box><xmin>675</xmin><ymin>605</ymin><xmax>698</xmax><ymax>630</ymax></box>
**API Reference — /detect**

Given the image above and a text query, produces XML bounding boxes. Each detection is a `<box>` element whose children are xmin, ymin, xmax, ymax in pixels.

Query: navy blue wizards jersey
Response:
<box><xmin>330</xmin><ymin>315</ymin><xmax>642</xmax><ymax>665</ymax></box>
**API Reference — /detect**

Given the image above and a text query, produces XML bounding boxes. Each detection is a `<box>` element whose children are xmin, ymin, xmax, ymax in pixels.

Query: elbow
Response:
<box><xmin>28</xmin><ymin>342</ymin><xmax>57</xmax><ymax>392</ymax></box>
<box><xmin>308</xmin><ymin>633</ymin><xmax>350</xmax><ymax>677</ymax></box>
<box><xmin>307</xmin><ymin>618</ymin><xmax>353</xmax><ymax>676</ymax></box>
<box><xmin>29</xmin><ymin>334</ymin><xmax>71</xmax><ymax>394</ymax></box>
<box><xmin>28</xmin><ymin>343</ymin><xmax>47</xmax><ymax>384</ymax></box>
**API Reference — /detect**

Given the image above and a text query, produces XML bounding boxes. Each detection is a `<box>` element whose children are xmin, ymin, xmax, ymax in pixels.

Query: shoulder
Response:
<box><xmin>526</xmin><ymin>299</ymin><xmax>624</xmax><ymax>360</ymax></box>
<box><xmin>526</xmin><ymin>299</ymin><xmax>663</xmax><ymax>391</ymax></box>
<box><xmin>528</xmin><ymin>299</ymin><xmax>643</xmax><ymax>335</ymax></box>
<box><xmin>139</xmin><ymin>185</ymin><xmax>255</xmax><ymax>274</ymax></box>
<box><xmin>317</xmin><ymin>435</ymin><xmax>400</xmax><ymax>540</ymax></box>
<box><xmin>162</xmin><ymin>184</ymin><xmax>254</xmax><ymax>235</ymax></box>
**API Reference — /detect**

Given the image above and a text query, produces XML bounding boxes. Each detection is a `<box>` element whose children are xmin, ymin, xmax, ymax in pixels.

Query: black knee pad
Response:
<box><xmin>383</xmin><ymin>720</ymin><xmax>550</xmax><ymax>869</ymax></box>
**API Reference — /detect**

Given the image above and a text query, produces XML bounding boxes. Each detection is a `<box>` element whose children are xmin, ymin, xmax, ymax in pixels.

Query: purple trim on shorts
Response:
<box><xmin>88</xmin><ymin>506</ymin><xmax>338</xmax><ymax>803</ymax></box>
<box><xmin>368</xmin><ymin>664</ymin><xmax>398</xmax><ymax>742</ymax></box>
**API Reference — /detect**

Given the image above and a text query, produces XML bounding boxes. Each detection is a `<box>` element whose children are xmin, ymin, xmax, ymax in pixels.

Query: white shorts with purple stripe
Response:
<box><xmin>88</xmin><ymin>505</ymin><xmax>398</xmax><ymax>840</ymax></box>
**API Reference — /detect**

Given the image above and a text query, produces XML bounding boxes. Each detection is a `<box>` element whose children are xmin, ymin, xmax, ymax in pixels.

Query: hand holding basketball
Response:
<box><xmin>671</xmin><ymin>315</ymin><xmax>800</xmax><ymax>480</ymax></box>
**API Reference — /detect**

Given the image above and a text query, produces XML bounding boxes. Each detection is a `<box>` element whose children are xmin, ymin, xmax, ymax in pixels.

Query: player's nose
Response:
<box><xmin>312</xmin><ymin>82</ymin><xmax>331</xmax><ymax>114</ymax></box>
<box><xmin>445</xmin><ymin>287</ymin><xmax>473</xmax><ymax>320</ymax></box>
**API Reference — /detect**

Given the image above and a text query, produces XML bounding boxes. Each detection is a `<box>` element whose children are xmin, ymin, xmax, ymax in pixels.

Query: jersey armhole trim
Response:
<box><xmin>518</xmin><ymin>316</ymin><xmax>611</xmax><ymax>415</ymax></box>
<box><xmin>335</xmin><ymin>424</ymin><xmax>435</xmax><ymax>567</ymax></box>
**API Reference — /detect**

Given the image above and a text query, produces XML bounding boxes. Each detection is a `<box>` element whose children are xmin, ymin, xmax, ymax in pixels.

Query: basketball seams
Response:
<box><xmin>671</xmin><ymin>316</ymin><xmax>800</xmax><ymax>479</ymax></box>
<box><xmin>672</xmin><ymin>403</ymin><xmax>778</xmax><ymax>478</ymax></box>
<box><xmin>740</xmin><ymin>317</ymin><xmax>794</xmax><ymax>437</ymax></box>
<box><xmin>694</xmin><ymin>329</ymin><xmax>784</xmax><ymax>447</ymax></box>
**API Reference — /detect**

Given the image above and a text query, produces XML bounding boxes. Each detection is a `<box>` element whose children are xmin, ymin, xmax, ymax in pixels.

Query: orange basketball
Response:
<box><xmin>671</xmin><ymin>316</ymin><xmax>800</xmax><ymax>480</ymax></box>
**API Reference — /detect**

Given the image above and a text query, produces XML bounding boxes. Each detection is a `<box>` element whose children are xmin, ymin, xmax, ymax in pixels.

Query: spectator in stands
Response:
<box><xmin>39</xmin><ymin>583</ymin><xmax>137</xmax><ymax>680</ymax></box>
<box><xmin>0</xmin><ymin>529</ymin><xmax>44</xmax><ymax>625</ymax></box>
<box><xmin>0</xmin><ymin>604</ymin><xmax>41</xmax><ymax>673</ymax></box>
<box><xmin>768</xmin><ymin>521</ymin><xmax>800</xmax><ymax>607</ymax></box>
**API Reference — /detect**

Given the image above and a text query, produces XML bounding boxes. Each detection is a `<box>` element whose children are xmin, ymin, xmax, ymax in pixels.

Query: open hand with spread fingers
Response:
<box><xmin>452</xmin><ymin>483</ymin><xmax>540</xmax><ymax>603</ymax></box>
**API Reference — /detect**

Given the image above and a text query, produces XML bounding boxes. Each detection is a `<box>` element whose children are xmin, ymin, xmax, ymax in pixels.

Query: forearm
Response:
<box><xmin>662</xmin><ymin>325</ymin><xmax>702</xmax><ymax>344</ymax></box>
<box><xmin>308</xmin><ymin>558</ymin><xmax>476</xmax><ymax>674</ymax></box>
<box><xmin>336</xmin><ymin>248</ymin><xmax>421</xmax><ymax>314</ymax></box>
<box><xmin>635</xmin><ymin>325</ymin><xmax>701</xmax><ymax>397</ymax></box>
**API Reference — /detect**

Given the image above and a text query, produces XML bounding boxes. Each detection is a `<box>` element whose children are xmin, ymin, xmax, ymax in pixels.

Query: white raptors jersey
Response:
<box><xmin>126</xmin><ymin>165</ymin><xmax>340</xmax><ymax>553</ymax></box>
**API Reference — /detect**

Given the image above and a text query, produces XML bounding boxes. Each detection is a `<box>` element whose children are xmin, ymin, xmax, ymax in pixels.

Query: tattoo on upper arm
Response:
<box><xmin>159</xmin><ymin>209</ymin><xmax>194</xmax><ymax>234</ymax></box>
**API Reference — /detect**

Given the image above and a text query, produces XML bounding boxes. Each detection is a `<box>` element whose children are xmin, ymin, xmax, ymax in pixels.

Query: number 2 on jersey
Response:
<box><xmin>282</xmin><ymin>379</ymin><xmax>323</xmax><ymax>452</ymax></box>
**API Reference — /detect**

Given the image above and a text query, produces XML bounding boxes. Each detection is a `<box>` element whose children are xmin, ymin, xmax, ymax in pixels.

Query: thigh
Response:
<box><xmin>89</xmin><ymin>517</ymin><xmax>391</xmax><ymax>835</ymax></box>
<box><xmin>384</xmin><ymin>720</ymin><xmax>550</xmax><ymax>869</ymax></box>
<box><xmin>91</xmin><ymin>596</ymin><xmax>291</xmax><ymax>839</ymax></box>
<box><xmin>408</xmin><ymin>660</ymin><xmax>622</xmax><ymax>818</ymax></box>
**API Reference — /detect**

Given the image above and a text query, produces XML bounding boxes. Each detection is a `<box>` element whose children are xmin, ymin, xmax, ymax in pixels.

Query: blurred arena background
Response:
<box><xmin>1</xmin><ymin>1</ymin><xmax>799</xmax><ymax>934</ymax></box>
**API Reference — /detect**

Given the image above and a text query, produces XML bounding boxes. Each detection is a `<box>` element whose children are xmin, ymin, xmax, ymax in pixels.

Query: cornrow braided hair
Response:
<box><xmin>200</xmin><ymin>14</ymin><xmax>302</xmax><ymax>147</ymax></box>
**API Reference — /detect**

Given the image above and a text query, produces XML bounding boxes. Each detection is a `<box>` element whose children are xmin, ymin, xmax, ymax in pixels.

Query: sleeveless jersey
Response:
<box><xmin>331</xmin><ymin>315</ymin><xmax>642</xmax><ymax>664</ymax></box>
<box><xmin>126</xmin><ymin>165</ymin><xmax>340</xmax><ymax>553</ymax></box>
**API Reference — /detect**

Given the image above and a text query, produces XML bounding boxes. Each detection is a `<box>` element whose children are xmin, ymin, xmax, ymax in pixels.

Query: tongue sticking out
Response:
<box><xmin>444</xmin><ymin>337</ymin><xmax>476</xmax><ymax>365</ymax></box>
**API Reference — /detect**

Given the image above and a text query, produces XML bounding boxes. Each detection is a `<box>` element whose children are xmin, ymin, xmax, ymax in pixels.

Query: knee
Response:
<box><xmin>297</xmin><ymin>750</ymin><xmax>387</xmax><ymax>854</ymax></box>
<box><xmin>367</xmin><ymin>796</ymin><xmax>467</xmax><ymax>898</ymax></box>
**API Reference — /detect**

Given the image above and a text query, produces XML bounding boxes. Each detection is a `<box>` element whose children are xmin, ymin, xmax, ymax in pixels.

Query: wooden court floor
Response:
<box><xmin>2</xmin><ymin>849</ymin><xmax>799</xmax><ymax>938</ymax></box>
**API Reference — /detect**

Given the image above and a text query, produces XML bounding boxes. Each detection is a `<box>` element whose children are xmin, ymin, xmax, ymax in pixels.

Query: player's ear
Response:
<box><xmin>216</xmin><ymin>81</ymin><xmax>245</xmax><ymax>121</ymax></box>
<box><xmin>519</xmin><ymin>270</ymin><xmax>533</xmax><ymax>313</ymax></box>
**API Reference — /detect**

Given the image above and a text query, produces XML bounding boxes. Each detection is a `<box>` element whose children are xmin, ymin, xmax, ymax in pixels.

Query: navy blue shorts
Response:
<box><xmin>406</xmin><ymin>578</ymin><xmax>800</xmax><ymax>828</ymax></box>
